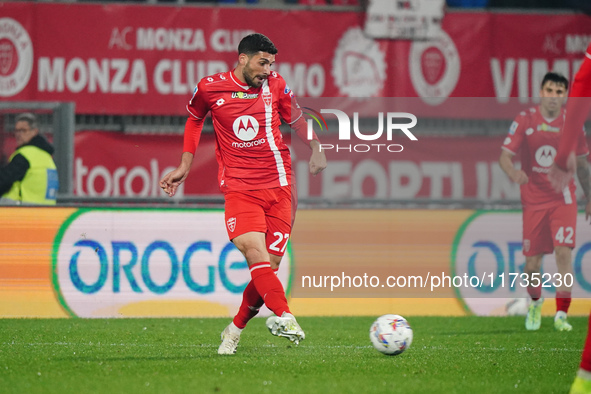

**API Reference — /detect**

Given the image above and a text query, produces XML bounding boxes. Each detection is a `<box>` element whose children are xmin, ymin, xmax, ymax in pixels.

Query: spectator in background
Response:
<box><xmin>0</xmin><ymin>113</ymin><xmax>58</xmax><ymax>205</ymax></box>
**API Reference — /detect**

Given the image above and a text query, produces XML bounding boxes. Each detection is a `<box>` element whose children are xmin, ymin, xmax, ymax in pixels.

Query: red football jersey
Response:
<box><xmin>502</xmin><ymin>106</ymin><xmax>589</xmax><ymax>209</ymax></box>
<box><xmin>185</xmin><ymin>70</ymin><xmax>302</xmax><ymax>192</ymax></box>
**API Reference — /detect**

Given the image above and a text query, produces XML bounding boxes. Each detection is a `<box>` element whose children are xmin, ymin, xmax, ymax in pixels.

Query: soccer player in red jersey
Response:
<box><xmin>544</xmin><ymin>44</ymin><xmax>591</xmax><ymax>394</ymax></box>
<box><xmin>499</xmin><ymin>71</ymin><xmax>591</xmax><ymax>332</ymax></box>
<box><xmin>160</xmin><ymin>33</ymin><xmax>326</xmax><ymax>355</ymax></box>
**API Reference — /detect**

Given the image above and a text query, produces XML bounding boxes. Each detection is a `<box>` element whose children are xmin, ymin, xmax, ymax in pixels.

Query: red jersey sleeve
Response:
<box><xmin>183</xmin><ymin>80</ymin><xmax>210</xmax><ymax>154</ymax></box>
<box><xmin>183</xmin><ymin>117</ymin><xmax>204</xmax><ymax>154</ymax></box>
<box><xmin>555</xmin><ymin>43</ymin><xmax>591</xmax><ymax>168</ymax></box>
<box><xmin>187</xmin><ymin>80</ymin><xmax>211</xmax><ymax>119</ymax></box>
<box><xmin>273</xmin><ymin>73</ymin><xmax>302</xmax><ymax>123</ymax></box>
<box><xmin>502</xmin><ymin>112</ymin><xmax>527</xmax><ymax>154</ymax></box>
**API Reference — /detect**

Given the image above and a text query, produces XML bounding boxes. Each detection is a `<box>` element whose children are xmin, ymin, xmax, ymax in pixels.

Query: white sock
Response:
<box><xmin>577</xmin><ymin>369</ymin><xmax>591</xmax><ymax>380</ymax></box>
<box><xmin>532</xmin><ymin>298</ymin><xmax>544</xmax><ymax>306</ymax></box>
<box><xmin>555</xmin><ymin>311</ymin><xmax>567</xmax><ymax>320</ymax></box>
<box><xmin>229</xmin><ymin>322</ymin><xmax>243</xmax><ymax>334</ymax></box>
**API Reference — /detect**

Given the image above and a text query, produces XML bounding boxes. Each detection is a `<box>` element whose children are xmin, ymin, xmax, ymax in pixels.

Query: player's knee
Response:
<box><xmin>554</xmin><ymin>246</ymin><xmax>572</xmax><ymax>265</ymax></box>
<box><xmin>525</xmin><ymin>256</ymin><xmax>542</xmax><ymax>272</ymax></box>
<box><xmin>243</xmin><ymin>246</ymin><xmax>269</xmax><ymax>264</ymax></box>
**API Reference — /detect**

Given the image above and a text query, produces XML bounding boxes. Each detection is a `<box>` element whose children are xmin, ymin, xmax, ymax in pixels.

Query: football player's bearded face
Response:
<box><xmin>243</xmin><ymin>52</ymin><xmax>275</xmax><ymax>88</ymax></box>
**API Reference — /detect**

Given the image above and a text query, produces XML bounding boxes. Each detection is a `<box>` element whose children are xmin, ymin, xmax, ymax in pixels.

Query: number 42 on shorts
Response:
<box><xmin>555</xmin><ymin>226</ymin><xmax>574</xmax><ymax>244</ymax></box>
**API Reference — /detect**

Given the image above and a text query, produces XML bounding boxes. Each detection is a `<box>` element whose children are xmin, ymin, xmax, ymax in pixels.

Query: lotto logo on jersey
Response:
<box><xmin>535</xmin><ymin>145</ymin><xmax>556</xmax><ymax>167</ymax></box>
<box><xmin>233</xmin><ymin>115</ymin><xmax>259</xmax><ymax>141</ymax></box>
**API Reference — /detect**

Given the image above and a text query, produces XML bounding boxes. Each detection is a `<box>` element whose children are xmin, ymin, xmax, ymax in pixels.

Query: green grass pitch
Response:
<box><xmin>0</xmin><ymin>316</ymin><xmax>586</xmax><ymax>393</ymax></box>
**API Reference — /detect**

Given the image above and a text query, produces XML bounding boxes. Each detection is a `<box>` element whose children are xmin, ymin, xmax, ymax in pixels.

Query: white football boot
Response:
<box><xmin>265</xmin><ymin>312</ymin><xmax>305</xmax><ymax>345</ymax></box>
<box><xmin>218</xmin><ymin>323</ymin><xmax>241</xmax><ymax>355</ymax></box>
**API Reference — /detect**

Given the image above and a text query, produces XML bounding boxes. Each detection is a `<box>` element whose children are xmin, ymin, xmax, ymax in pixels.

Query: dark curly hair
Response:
<box><xmin>238</xmin><ymin>33</ymin><xmax>278</xmax><ymax>56</ymax></box>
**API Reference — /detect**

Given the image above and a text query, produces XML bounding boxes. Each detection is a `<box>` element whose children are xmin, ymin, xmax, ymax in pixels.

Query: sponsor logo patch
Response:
<box><xmin>231</xmin><ymin>92</ymin><xmax>259</xmax><ymax>99</ymax></box>
<box><xmin>227</xmin><ymin>217</ymin><xmax>236</xmax><ymax>232</ymax></box>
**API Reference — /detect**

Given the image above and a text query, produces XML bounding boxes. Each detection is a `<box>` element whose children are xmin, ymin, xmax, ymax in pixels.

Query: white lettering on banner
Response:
<box><xmin>565</xmin><ymin>35</ymin><xmax>591</xmax><ymax>54</ymax></box>
<box><xmin>490</xmin><ymin>58</ymin><xmax>583</xmax><ymax>104</ymax></box>
<box><xmin>276</xmin><ymin>63</ymin><xmax>325</xmax><ymax>97</ymax></box>
<box><xmin>297</xmin><ymin>160</ymin><xmax>523</xmax><ymax>200</ymax></box>
<box><xmin>351</xmin><ymin>160</ymin><xmax>388</xmax><ymax>199</ymax></box>
<box><xmin>318</xmin><ymin>160</ymin><xmax>463</xmax><ymax>199</ymax></box>
<box><xmin>75</xmin><ymin>158</ymin><xmax>181</xmax><ymax>197</ymax></box>
<box><xmin>38</xmin><ymin>57</ymin><xmax>148</xmax><ymax>93</ymax></box>
<box><xmin>108</xmin><ymin>27</ymin><xmax>133</xmax><ymax>50</ymax></box>
<box><xmin>210</xmin><ymin>29</ymin><xmax>255</xmax><ymax>52</ymax></box>
<box><xmin>136</xmin><ymin>28</ymin><xmax>206</xmax><ymax>51</ymax></box>
<box><xmin>321</xmin><ymin>161</ymin><xmax>352</xmax><ymax>199</ymax></box>
<box><xmin>154</xmin><ymin>59</ymin><xmax>228</xmax><ymax>95</ymax></box>
<box><xmin>0</xmin><ymin>17</ymin><xmax>34</xmax><ymax>97</ymax></box>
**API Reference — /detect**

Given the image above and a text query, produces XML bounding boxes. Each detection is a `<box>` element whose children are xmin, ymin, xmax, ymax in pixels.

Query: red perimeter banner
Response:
<box><xmin>0</xmin><ymin>2</ymin><xmax>590</xmax><ymax>115</ymax></box>
<box><xmin>72</xmin><ymin>131</ymin><xmax>591</xmax><ymax>202</ymax></box>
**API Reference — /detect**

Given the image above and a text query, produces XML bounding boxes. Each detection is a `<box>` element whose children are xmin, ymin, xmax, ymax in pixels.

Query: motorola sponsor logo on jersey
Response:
<box><xmin>232</xmin><ymin>115</ymin><xmax>266</xmax><ymax>148</ymax></box>
<box><xmin>308</xmin><ymin>109</ymin><xmax>418</xmax><ymax>153</ymax></box>
<box><xmin>533</xmin><ymin>145</ymin><xmax>556</xmax><ymax>173</ymax></box>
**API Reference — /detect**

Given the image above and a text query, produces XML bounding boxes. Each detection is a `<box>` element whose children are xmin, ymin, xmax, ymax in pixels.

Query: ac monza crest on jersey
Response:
<box><xmin>227</xmin><ymin>217</ymin><xmax>236</xmax><ymax>232</ymax></box>
<box><xmin>263</xmin><ymin>92</ymin><xmax>272</xmax><ymax>107</ymax></box>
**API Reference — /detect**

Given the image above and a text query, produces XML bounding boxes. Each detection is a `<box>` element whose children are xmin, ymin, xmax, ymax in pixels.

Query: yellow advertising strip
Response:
<box><xmin>289</xmin><ymin>210</ymin><xmax>474</xmax><ymax>316</ymax></box>
<box><xmin>2</xmin><ymin>207</ymin><xmax>589</xmax><ymax>318</ymax></box>
<box><xmin>289</xmin><ymin>298</ymin><xmax>466</xmax><ymax>316</ymax></box>
<box><xmin>0</xmin><ymin>207</ymin><xmax>75</xmax><ymax>318</ymax></box>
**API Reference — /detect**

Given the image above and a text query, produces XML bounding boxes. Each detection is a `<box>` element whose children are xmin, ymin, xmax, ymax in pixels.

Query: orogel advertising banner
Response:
<box><xmin>52</xmin><ymin>208</ymin><xmax>292</xmax><ymax>318</ymax></box>
<box><xmin>2</xmin><ymin>207</ymin><xmax>591</xmax><ymax>318</ymax></box>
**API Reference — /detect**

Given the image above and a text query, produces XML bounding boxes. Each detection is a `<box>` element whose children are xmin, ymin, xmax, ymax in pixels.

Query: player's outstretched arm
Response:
<box><xmin>308</xmin><ymin>140</ymin><xmax>327</xmax><ymax>176</ymax></box>
<box><xmin>159</xmin><ymin>152</ymin><xmax>194</xmax><ymax>197</ymax></box>
<box><xmin>290</xmin><ymin>116</ymin><xmax>326</xmax><ymax>175</ymax></box>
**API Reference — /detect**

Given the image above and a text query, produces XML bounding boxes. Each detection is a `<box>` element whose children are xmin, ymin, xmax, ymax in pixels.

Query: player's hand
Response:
<box><xmin>309</xmin><ymin>141</ymin><xmax>327</xmax><ymax>176</ymax></box>
<box><xmin>159</xmin><ymin>167</ymin><xmax>189</xmax><ymax>197</ymax></box>
<box><xmin>160</xmin><ymin>152</ymin><xmax>194</xmax><ymax>197</ymax></box>
<box><xmin>509</xmin><ymin>169</ymin><xmax>528</xmax><ymax>185</ymax></box>
<box><xmin>548</xmin><ymin>153</ymin><xmax>576</xmax><ymax>192</ymax></box>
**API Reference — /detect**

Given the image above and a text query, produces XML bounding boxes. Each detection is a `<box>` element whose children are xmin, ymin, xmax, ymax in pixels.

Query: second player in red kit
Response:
<box><xmin>500</xmin><ymin>72</ymin><xmax>591</xmax><ymax>332</ymax></box>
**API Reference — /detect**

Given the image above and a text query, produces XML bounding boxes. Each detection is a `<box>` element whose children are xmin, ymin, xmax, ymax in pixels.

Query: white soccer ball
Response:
<box><xmin>369</xmin><ymin>314</ymin><xmax>413</xmax><ymax>356</ymax></box>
